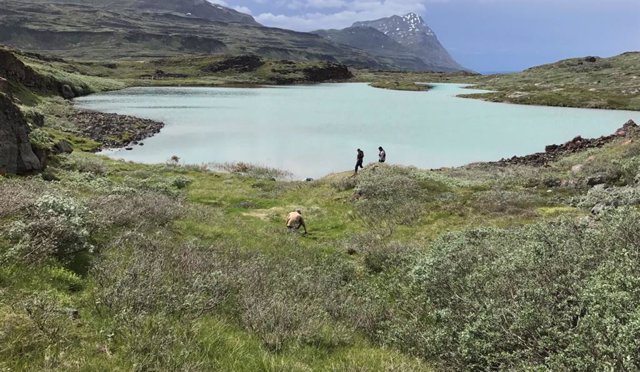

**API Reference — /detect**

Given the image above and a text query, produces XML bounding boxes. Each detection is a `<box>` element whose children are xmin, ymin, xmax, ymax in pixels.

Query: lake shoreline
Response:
<box><xmin>75</xmin><ymin>83</ymin><xmax>640</xmax><ymax>180</ymax></box>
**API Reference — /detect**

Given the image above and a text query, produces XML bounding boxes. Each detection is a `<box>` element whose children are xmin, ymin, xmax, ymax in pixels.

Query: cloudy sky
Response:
<box><xmin>210</xmin><ymin>0</ymin><xmax>640</xmax><ymax>73</ymax></box>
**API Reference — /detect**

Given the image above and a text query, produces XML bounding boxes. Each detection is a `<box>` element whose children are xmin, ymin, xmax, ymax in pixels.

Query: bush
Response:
<box><xmin>29</xmin><ymin>128</ymin><xmax>54</xmax><ymax>150</ymax></box>
<box><xmin>93</xmin><ymin>234</ymin><xmax>233</xmax><ymax>318</ymax></box>
<box><xmin>5</xmin><ymin>193</ymin><xmax>94</xmax><ymax>264</ymax></box>
<box><xmin>213</xmin><ymin>162</ymin><xmax>292</xmax><ymax>180</ymax></box>
<box><xmin>575</xmin><ymin>184</ymin><xmax>640</xmax><ymax>212</ymax></box>
<box><xmin>89</xmin><ymin>191</ymin><xmax>183</xmax><ymax>228</ymax></box>
<box><xmin>65</xmin><ymin>155</ymin><xmax>108</xmax><ymax>176</ymax></box>
<box><xmin>353</xmin><ymin>165</ymin><xmax>442</xmax><ymax>235</ymax></box>
<box><xmin>402</xmin><ymin>209</ymin><xmax>640</xmax><ymax>370</ymax></box>
<box><xmin>0</xmin><ymin>178</ymin><xmax>50</xmax><ymax>218</ymax></box>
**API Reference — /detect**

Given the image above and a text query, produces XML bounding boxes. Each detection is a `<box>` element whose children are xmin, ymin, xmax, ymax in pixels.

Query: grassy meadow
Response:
<box><xmin>4</xmin><ymin>128</ymin><xmax>640</xmax><ymax>369</ymax></box>
<box><xmin>3</xmin><ymin>47</ymin><xmax>640</xmax><ymax>370</ymax></box>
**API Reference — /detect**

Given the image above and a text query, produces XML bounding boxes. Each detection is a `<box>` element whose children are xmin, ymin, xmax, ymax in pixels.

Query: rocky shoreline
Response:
<box><xmin>69</xmin><ymin>110</ymin><xmax>164</xmax><ymax>150</ymax></box>
<box><xmin>497</xmin><ymin>119</ymin><xmax>638</xmax><ymax>167</ymax></box>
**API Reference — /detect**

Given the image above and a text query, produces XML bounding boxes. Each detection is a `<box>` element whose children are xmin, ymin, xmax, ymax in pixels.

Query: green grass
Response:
<box><xmin>3</xmin><ymin>123</ymin><xmax>640</xmax><ymax>369</ymax></box>
<box><xmin>3</xmin><ymin>46</ymin><xmax>640</xmax><ymax>369</ymax></box>
<box><xmin>369</xmin><ymin>81</ymin><xmax>432</xmax><ymax>92</ymax></box>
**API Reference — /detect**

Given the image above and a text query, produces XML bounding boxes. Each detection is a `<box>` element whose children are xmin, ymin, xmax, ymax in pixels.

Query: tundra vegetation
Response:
<box><xmin>2</xmin><ymin>48</ymin><xmax>640</xmax><ymax>370</ymax></box>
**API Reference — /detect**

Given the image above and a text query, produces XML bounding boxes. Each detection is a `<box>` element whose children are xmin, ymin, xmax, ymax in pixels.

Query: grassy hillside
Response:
<box><xmin>465</xmin><ymin>52</ymin><xmax>640</xmax><ymax>110</ymax></box>
<box><xmin>3</xmin><ymin>120</ymin><xmax>640</xmax><ymax>369</ymax></box>
<box><xmin>4</xmin><ymin>48</ymin><xmax>640</xmax><ymax>370</ymax></box>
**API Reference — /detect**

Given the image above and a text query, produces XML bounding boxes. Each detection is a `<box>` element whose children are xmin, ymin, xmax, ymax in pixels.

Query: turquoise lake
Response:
<box><xmin>75</xmin><ymin>83</ymin><xmax>640</xmax><ymax>179</ymax></box>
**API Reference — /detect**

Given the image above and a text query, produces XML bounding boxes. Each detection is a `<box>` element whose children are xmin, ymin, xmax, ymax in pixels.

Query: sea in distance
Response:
<box><xmin>76</xmin><ymin>83</ymin><xmax>640</xmax><ymax>179</ymax></box>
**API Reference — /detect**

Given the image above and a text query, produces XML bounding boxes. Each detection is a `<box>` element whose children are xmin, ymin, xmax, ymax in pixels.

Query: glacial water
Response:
<box><xmin>75</xmin><ymin>83</ymin><xmax>640</xmax><ymax>179</ymax></box>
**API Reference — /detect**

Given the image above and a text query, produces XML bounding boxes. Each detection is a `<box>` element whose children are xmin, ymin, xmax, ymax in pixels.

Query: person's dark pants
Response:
<box><xmin>355</xmin><ymin>160</ymin><xmax>363</xmax><ymax>173</ymax></box>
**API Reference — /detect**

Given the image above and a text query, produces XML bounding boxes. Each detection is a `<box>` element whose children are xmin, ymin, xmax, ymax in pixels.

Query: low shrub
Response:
<box><xmin>353</xmin><ymin>165</ymin><xmax>440</xmax><ymax>235</ymax></box>
<box><xmin>64</xmin><ymin>155</ymin><xmax>108</xmax><ymax>176</ymax></box>
<box><xmin>89</xmin><ymin>191</ymin><xmax>183</xmax><ymax>228</ymax></box>
<box><xmin>5</xmin><ymin>193</ymin><xmax>94</xmax><ymax>264</ymax></box>
<box><xmin>213</xmin><ymin>162</ymin><xmax>292</xmax><ymax>180</ymax></box>
<box><xmin>402</xmin><ymin>209</ymin><xmax>640</xmax><ymax>370</ymax></box>
<box><xmin>93</xmin><ymin>234</ymin><xmax>233</xmax><ymax>318</ymax></box>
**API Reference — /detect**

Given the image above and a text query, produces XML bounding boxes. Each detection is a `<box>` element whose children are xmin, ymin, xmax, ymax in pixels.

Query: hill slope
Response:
<box><xmin>468</xmin><ymin>52</ymin><xmax>640</xmax><ymax>110</ymax></box>
<box><xmin>24</xmin><ymin>0</ymin><xmax>260</xmax><ymax>25</ymax></box>
<box><xmin>0</xmin><ymin>0</ymin><xmax>387</xmax><ymax>67</ymax></box>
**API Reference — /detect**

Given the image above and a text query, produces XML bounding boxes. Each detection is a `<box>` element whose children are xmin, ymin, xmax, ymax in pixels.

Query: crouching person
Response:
<box><xmin>286</xmin><ymin>209</ymin><xmax>307</xmax><ymax>234</ymax></box>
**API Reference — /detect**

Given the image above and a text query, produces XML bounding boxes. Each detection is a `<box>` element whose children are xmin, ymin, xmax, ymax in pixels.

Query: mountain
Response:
<box><xmin>315</xmin><ymin>13</ymin><xmax>466</xmax><ymax>72</ymax></box>
<box><xmin>37</xmin><ymin>0</ymin><xmax>260</xmax><ymax>25</ymax></box>
<box><xmin>313</xmin><ymin>26</ymin><xmax>433</xmax><ymax>71</ymax></box>
<box><xmin>0</xmin><ymin>0</ymin><xmax>383</xmax><ymax>67</ymax></box>
<box><xmin>0</xmin><ymin>1</ymin><xmax>465</xmax><ymax>71</ymax></box>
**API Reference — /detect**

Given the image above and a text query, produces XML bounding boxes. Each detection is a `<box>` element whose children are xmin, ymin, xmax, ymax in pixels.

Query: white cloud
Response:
<box><xmin>255</xmin><ymin>0</ymin><xmax>428</xmax><ymax>31</ymax></box>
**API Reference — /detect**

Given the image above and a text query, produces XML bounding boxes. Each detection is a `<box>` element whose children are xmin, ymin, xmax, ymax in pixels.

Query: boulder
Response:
<box><xmin>202</xmin><ymin>55</ymin><xmax>264</xmax><ymax>73</ymax></box>
<box><xmin>0</xmin><ymin>94</ymin><xmax>42</xmax><ymax>174</ymax></box>
<box><xmin>303</xmin><ymin>63</ymin><xmax>353</xmax><ymax>82</ymax></box>
<box><xmin>60</xmin><ymin>84</ymin><xmax>75</xmax><ymax>99</ymax></box>
<box><xmin>615</xmin><ymin>119</ymin><xmax>638</xmax><ymax>137</ymax></box>
<box><xmin>52</xmin><ymin>140</ymin><xmax>73</xmax><ymax>154</ymax></box>
<box><xmin>24</xmin><ymin>110</ymin><xmax>45</xmax><ymax>127</ymax></box>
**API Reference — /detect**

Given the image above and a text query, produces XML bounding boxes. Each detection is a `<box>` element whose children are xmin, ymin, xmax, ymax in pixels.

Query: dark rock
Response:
<box><xmin>60</xmin><ymin>84</ymin><xmax>75</xmax><ymax>99</ymax></box>
<box><xmin>498</xmin><ymin>119</ymin><xmax>639</xmax><ymax>167</ymax></box>
<box><xmin>24</xmin><ymin>110</ymin><xmax>45</xmax><ymax>127</ymax></box>
<box><xmin>41</xmin><ymin>169</ymin><xmax>60</xmax><ymax>182</ymax></box>
<box><xmin>0</xmin><ymin>77</ymin><xmax>9</xmax><ymax>94</ymax></box>
<box><xmin>33</xmin><ymin>147</ymin><xmax>48</xmax><ymax>168</ymax></box>
<box><xmin>303</xmin><ymin>63</ymin><xmax>353</xmax><ymax>82</ymax></box>
<box><xmin>584</xmin><ymin>56</ymin><xmax>597</xmax><ymax>63</ymax></box>
<box><xmin>69</xmin><ymin>110</ymin><xmax>164</xmax><ymax>150</ymax></box>
<box><xmin>615</xmin><ymin>119</ymin><xmax>638</xmax><ymax>137</ymax></box>
<box><xmin>545</xmin><ymin>144</ymin><xmax>559</xmax><ymax>153</ymax></box>
<box><xmin>305</xmin><ymin>178</ymin><xmax>314</xmax><ymax>182</ymax></box>
<box><xmin>543</xmin><ymin>178</ymin><xmax>562</xmax><ymax>188</ymax></box>
<box><xmin>52</xmin><ymin>140</ymin><xmax>73</xmax><ymax>154</ymax></box>
<box><xmin>202</xmin><ymin>55</ymin><xmax>264</xmax><ymax>73</ymax></box>
<box><xmin>0</xmin><ymin>49</ymin><xmax>90</xmax><ymax>99</ymax></box>
<box><xmin>125</xmin><ymin>147</ymin><xmax>133</xmax><ymax>151</ymax></box>
<box><xmin>0</xmin><ymin>93</ymin><xmax>42</xmax><ymax>174</ymax></box>
<box><xmin>139</xmin><ymin>142</ymin><xmax>144</xmax><ymax>146</ymax></box>
<box><xmin>586</xmin><ymin>174</ymin><xmax>610</xmax><ymax>186</ymax></box>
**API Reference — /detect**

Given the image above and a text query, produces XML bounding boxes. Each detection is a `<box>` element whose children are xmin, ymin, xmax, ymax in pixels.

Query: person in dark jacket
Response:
<box><xmin>355</xmin><ymin>148</ymin><xmax>364</xmax><ymax>174</ymax></box>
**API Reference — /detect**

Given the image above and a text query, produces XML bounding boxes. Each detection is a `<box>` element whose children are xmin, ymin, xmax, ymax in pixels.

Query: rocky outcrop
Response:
<box><xmin>69</xmin><ymin>111</ymin><xmax>164</xmax><ymax>150</ymax></box>
<box><xmin>0</xmin><ymin>93</ymin><xmax>42</xmax><ymax>175</ymax></box>
<box><xmin>303</xmin><ymin>63</ymin><xmax>353</xmax><ymax>82</ymax></box>
<box><xmin>0</xmin><ymin>48</ymin><xmax>87</xmax><ymax>99</ymax></box>
<box><xmin>202</xmin><ymin>55</ymin><xmax>265</xmax><ymax>73</ymax></box>
<box><xmin>499</xmin><ymin>120</ymin><xmax>639</xmax><ymax>166</ymax></box>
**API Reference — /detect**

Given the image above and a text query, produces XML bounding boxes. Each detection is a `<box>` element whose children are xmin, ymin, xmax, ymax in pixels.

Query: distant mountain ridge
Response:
<box><xmin>0</xmin><ymin>1</ymin><xmax>464</xmax><ymax>71</ymax></box>
<box><xmin>26</xmin><ymin>0</ymin><xmax>260</xmax><ymax>25</ymax></box>
<box><xmin>315</xmin><ymin>13</ymin><xmax>466</xmax><ymax>72</ymax></box>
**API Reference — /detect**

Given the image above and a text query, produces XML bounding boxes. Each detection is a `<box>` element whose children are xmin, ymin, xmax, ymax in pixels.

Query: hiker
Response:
<box><xmin>355</xmin><ymin>148</ymin><xmax>364</xmax><ymax>174</ymax></box>
<box><xmin>378</xmin><ymin>146</ymin><xmax>386</xmax><ymax>163</ymax></box>
<box><xmin>286</xmin><ymin>209</ymin><xmax>307</xmax><ymax>234</ymax></box>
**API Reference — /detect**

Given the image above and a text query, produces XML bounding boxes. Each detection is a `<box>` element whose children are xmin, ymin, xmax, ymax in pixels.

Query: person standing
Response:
<box><xmin>378</xmin><ymin>146</ymin><xmax>386</xmax><ymax>163</ymax></box>
<box><xmin>355</xmin><ymin>148</ymin><xmax>364</xmax><ymax>174</ymax></box>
